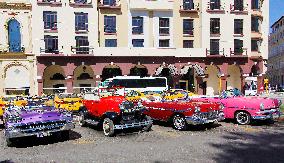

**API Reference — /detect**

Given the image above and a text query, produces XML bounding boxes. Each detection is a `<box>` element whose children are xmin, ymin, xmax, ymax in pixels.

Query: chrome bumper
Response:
<box><xmin>185</xmin><ymin>111</ymin><xmax>225</xmax><ymax>125</ymax></box>
<box><xmin>114</xmin><ymin>120</ymin><xmax>152</xmax><ymax>130</ymax></box>
<box><xmin>5</xmin><ymin>122</ymin><xmax>75</xmax><ymax>139</ymax></box>
<box><xmin>252</xmin><ymin>111</ymin><xmax>282</xmax><ymax>120</ymax></box>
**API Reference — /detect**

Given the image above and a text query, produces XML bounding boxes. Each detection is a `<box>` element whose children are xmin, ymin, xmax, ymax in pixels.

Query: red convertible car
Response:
<box><xmin>78</xmin><ymin>88</ymin><xmax>152</xmax><ymax>136</ymax></box>
<box><xmin>142</xmin><ymin>100</ymin><xmax>225</xmax><ymax>130</ymax></box>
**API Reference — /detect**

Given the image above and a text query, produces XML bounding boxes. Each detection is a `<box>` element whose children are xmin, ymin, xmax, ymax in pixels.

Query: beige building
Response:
<box><xmin>0</xmin><ymin>1</ymin><xmax>36</xmax><ymax>96</ymax></box>
<box><xmin>268</xmin><ymin>16</ymin><xmax>284</xmax><ymax>87</ymax></box>
<box><xmin>0</xmin><ymin>0</ymin><xmax>269</xmax><ymax>95</ymax></box>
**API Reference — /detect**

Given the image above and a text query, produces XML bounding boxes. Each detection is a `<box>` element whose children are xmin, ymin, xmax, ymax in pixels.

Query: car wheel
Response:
<box><xmin>103</xmin><ymin>118</ymin><xmax>115</xmax><ymax>137</ymax></box>
<box><xmin>78</xmin><ymin>111</ymin><xmax>87</xmax><ymax>127</ymax></box>
<box><xmin>235</xmin><ymin>111</ymin><xmax>251</xmax><ymax>125</ymax></box>
<box><xmin>142</xmin><ymin>115</ymin><xmax>152</xmax><ymax>132</ymax></box>
<box><xmin>172</xmin><ymin>114</ymin><xmax>187</xmax><ymax>130</ymax></box>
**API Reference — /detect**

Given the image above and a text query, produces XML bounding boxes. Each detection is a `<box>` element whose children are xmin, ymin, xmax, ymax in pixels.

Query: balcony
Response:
<box><xmin>98</xmin><ymin>0</ymin><xmax>121</xmax><ymax>9</ymax></box>
<box><xmin>71</xmin><ymin>46</ymin><xmax>94</xmax><ymax>55</ymax></box>
<box><xmin>251</xmin><ymin>9</ymin><xmax>263</xmax><ymax>18</ymax></box>
<box><xmin>206</xmin><ymin>48</ymin><xmax>225</xmax><ymax>57</ymax></box>
<box><xmin>179</xmin><ymin>3</ymin><xmax>199</xmax><ymax>13</ymax></box>
<box><xmin>206</xmin><ymin>2</ymin><xmax>225</xmax><ymax>14</ymax></box>
<box><xmin>251</xmin><ymin>51</ymin><xmax>262</xmax><ymax>59</ymax></box>
<box><xmin>129</xmin><ymin>0</ymin><xmax>173</xmax><ymax>11</ymax></box>
<box><xmin>69</xmin><ymin>0</ymin><xmax>92</xmax><ymax>7</ymax></box>
<box><xmin>230</xmin><ymin>3</ymin><xmax>248</xmax><ymax>15</ymax></box>
<box><xmin>230</xmin><ymin>48</ymin><xmax>248</xmax><ymax>57</ymax></box>
<box><xmin>37</xmin><ymin>0</ymin><xmax>62</xmax><ymax>6</ymax></box>
<box><xmin>251</xmin><ymin>31</ymin><xmax>262</xmax><ymax>39</ymax></box>
<box><xmin>40</xmin><ymin>47</ymin><xmax>61</xmax><ymax>56</ymax></box>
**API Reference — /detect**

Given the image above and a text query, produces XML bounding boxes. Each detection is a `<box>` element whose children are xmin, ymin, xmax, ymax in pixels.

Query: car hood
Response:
<box><xmin>4</xmin><ymin>107</ymin><xmax>69</xmax><ymax>125</ymax></box>
<box><xmin>222</xmin><ymin>97</ymin><xmax>277</xmax><ymax>109</ymax></box>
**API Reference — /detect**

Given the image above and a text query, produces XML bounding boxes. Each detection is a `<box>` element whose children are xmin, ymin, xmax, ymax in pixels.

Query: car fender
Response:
<box><xmin>104</xmin><ymin>112</ymin><xmax>119</xmax><ymax>121</ymax></box>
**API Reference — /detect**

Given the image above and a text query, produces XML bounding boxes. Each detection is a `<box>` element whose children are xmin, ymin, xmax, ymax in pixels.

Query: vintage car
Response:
<box><xmin>193</xmin><ymin>90</ymin><xmax>282</xmax><ymax>125</ymax></box>
<box><xmin>142</xmin><ymin>99</ymin><xmax>224</xmax><ymax>130</ymax></box>
<box><xmin>126</xmin><ymin>90</ymin><xmax>162</xmax><ymax>102</ymax></box>
<box><xmin>4</xmin><ymin>106</ymin><xmax>74</xmax><ymax>146</ymax></box>
<box><xmin>79</xmin><ymin>88</ymin><xmax>152</xmax><ymax>136</ymax></box>
<box><xmin>54</xmin><ymin>93</ymin><xmax>82</xmax><ymax>113</ymax></box>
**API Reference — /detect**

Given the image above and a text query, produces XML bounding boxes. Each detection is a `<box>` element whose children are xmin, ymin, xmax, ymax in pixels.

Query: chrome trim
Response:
<box><xmin>114</xmin><ymin>120</ymin><xmax>152</xmax><ymax>130</ymax></box>
<box><xmin>252</xmin><ymin>111</ymin><xmax>281</xmax><ymax>120</ymax></box>
<box><xmin>5</xmin><ymin>122</ymin><xmax>74</xmax><ymax>139</ymax></box>
<box><xmin>185</xmin><ymin>111</ymin><xmax>224</xmax><ymax>125</ymax></box>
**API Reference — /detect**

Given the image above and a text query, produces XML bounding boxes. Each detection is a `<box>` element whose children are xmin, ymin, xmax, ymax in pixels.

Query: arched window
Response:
<box><xmin>8</xmin><ymin>19</ymin><xmax>21</xmax><ymax>52</ymax></box>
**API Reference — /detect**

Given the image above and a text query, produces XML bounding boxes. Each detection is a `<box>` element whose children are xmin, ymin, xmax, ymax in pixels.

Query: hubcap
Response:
<box><xmin>174</xmin><ymin>116</ymin><xmax>185</xmax><ymax>129</ymax></box>
<box><xmin>237</xmin><ymin>112</ymin><xmax>249</xmax><ymax>124</ymax></box>
<box><xmin>103</xmin><ymin>121</ymin><xmax>110</xmax><ymax>134</ymax></box>
<box><xmin>78</xmin><ymin>112</ymin><xmax>84</xmax><ymax>125</ymax></box>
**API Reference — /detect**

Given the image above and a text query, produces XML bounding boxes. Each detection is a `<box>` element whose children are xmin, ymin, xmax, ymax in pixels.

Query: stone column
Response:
<box><xmin>66</xmin><ymin>76</ymin><xmax>74</xmax><ymax>93</ymax></box>
<box><xmin>257</xmin><ymin>76</ymin><xmax>264</xmax><ymax>94</ymax></box>
<box><xmin>37</xmin><ymin>79</ymin><xmax>43</xmax><ymax>95</ymax></box>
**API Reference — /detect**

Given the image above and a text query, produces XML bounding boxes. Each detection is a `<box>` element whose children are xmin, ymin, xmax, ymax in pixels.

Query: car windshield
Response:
<box><xmin>220</xmin><ymin>89</ymin><xmax>242</xmax><ymax>98</ymax></box>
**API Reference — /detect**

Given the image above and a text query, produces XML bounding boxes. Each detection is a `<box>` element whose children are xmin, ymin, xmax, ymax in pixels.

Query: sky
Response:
<box><xmin>270</xmin><ymin>0</ymin><xmax>284</xmax><ymax>27</ymax></box>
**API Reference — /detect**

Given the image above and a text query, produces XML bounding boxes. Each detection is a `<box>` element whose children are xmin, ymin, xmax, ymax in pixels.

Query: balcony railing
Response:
<box><xmin>180</xmin><ymin>3</ymin><xmax>199</xmax><ymax>13</ymax></box>
<box><xmin>98</xmin><ymin>0</ymin><xmax>121</xmax><ymax>9</ymax></box>
<box><xmin>40</xmin><ymin>47</ymin><xmax>59</xmax><ymax>54</ymax></box>
<box><xmin>0</xmin><ymin>45</ymin><xmax>25</xmax><ymax>54</ymax></box>
<box><xmin>71</xmin><ymin>46</ymin><xmax>94</xmax><ymax>55</ymax></box>
<box><xmin>230</xmin><ymin>3</ymin><xmax>248</xmax><ymax>14</ymax></box>
<box><xmin>230</xmin><ymin>48</ymin><xmax>248</xmax><ymax>57</ymax></box>
<box><xmin>206</xmin><ymin>2</ymin><xmax>225</xmax><ymax>13</ymax></box>
<box><xmin>69</xmin><ymin>0</ymin><xmax>92</xmax><ymax>7</ymax></box>
<box><xmin>37</xmin><ymin>0</ymin><xmax>62</xmax><ymax>5</ymax></box>
<box><xmin>206</xmin><ymin>48</ymin><xmax>225</xmax><ymax>57</ymax></box>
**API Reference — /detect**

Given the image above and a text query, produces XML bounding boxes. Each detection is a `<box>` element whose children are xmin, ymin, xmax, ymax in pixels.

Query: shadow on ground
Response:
<box><xmin>9</xmin><ymin>130</ymin><xmax>81</xmax><ymax>148</ymax></box>
<box><xmin>210</xmin><ymin>129</ymin><xmax>284</xmax><ymax>162</ymax></box>
<box><xmin>153</xmin><ymin>120</ymin><xmax>221</xmax><ymax>131</ymax></box>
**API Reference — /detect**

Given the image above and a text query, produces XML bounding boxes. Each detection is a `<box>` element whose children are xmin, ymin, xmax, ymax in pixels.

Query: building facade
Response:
<box><xmin>0</xmin><ymin>0</ymin><xmax>36</xmax><ymax>96</ymax></box>
<box><xmin>1</xmin><ymin>0</ymin><xmax>269</xmax><ymax>96</ymax></box>
<box><xmin>268</xmin><ymin>16</ymin><xmax>284</xmax><ymax>87</ymax></box>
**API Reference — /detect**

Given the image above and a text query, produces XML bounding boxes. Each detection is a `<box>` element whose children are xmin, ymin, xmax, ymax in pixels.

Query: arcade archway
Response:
<box><xmin>205</xmin><ymin>65</ymin><xmax>220</xmax><ymax>96</ymax></box>
<box><xmin>43</xmin><ymin>65</ymin><xmax>66</xmax><ymax>94</ymax></box>
<box><xmin>4</xmin><ymin>64</ymin><xmax>30</xmax><ymax>95</ymax></box>
<box><xmin>73</xmin><ymin>65</ymin><xmax>94</xmax><ymax>93</ymax></box>
<box><xmin>227</xmin><ymin>65</ymin><xmax>242</xmax><ymax>90</ymax></box>
<box><xmin>101</xmin><ymin>64</ymin><xmax>122</xmax><ymax>81</ymax></box>
<box><xmin>155</xmin><ymin>64</ymin><xmax>177</xmax><ymax>88</ymax></box>
<box><xmin>180</xmin><ymin>64</ymin><xmax>205</xmax><ymax>93</ymax></box>
<box><xmin>129</xmin><ymin>64</ymin><xmax>148</xmax><ymax>77</ymax></box>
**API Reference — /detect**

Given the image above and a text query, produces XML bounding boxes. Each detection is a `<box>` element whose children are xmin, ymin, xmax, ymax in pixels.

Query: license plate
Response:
<box><xmin>36</xmin><ymin>132</ymin><xmax>50</xmax><ymax>138</ymax></box>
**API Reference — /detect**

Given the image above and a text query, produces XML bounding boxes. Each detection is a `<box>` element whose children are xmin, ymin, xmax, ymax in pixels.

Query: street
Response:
<box><xmin>0</xmin><ymin>120</ymin><xmax>283</xmax><ymax>163</ymax></box>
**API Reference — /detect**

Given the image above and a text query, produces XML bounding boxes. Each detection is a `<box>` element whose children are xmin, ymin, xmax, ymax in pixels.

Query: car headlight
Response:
<box><xmin>260</xmin><ymin>103</ymin><xmax>265</xmax><ymax>111</ymax></box>
<box><xmin>219</xmin><ymin>103</ymin><xmax>225</xmax><ymax>110</ymax></box>
<box><xmin>194</xmin><ymin>106</ymin><xmax>201</xmax><ymax>113</ymax></box>
<box><xmin>278</xmin><ymin>99</ymin><xmax>282</xmax><ymax>107</ymax></box>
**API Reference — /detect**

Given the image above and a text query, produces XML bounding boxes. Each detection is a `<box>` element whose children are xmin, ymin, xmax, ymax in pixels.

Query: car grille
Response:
<box><xmin>15</xmin><ymin>120</ymin><xmax>66</xmax><ymax>134</ymax></box>
<box><xmin>198</xmin><ymin>111</ymin><xmax>219</xmax><ymax>120</ymax></box>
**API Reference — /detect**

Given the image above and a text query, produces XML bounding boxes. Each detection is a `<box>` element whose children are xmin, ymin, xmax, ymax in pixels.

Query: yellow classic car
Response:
<box><xmin>54</xmin><ymin>93</ymin><xmax>82</xmax><ymax>112</ymax></box>
<box><xmin>126</xmin><ymin>90</ymin><xmax>162</xmax><ymax>102</ymax></box>
<box><xmin>163</xmin><ymin>89</ymin><xmax>196</xmax><ymax>100</ymax></box>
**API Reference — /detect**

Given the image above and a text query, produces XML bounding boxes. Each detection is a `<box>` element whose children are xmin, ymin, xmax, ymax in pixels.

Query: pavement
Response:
<box><xmin>0</xmin><ymin>120</ymin><xmax>284</xmax><ymax>163</ymax></box>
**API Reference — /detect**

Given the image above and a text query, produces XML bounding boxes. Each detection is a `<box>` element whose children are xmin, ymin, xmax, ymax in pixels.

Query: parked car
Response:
<box><xmin>126</xmin><ymin>90</ymin><xmax>162</xmax><ymax>102</ymax></box>
<box><xmin>193</xmin><ymin>90</ymin><xmax>282</xmax><ymax>125</ymax></box>
<box><xmin>3</xmin><ymin>106</ymin><xmax>74</xmax><ymax>146</ymax></box>
<box><xmin>142</xmin><ymin>99</ymin><xmax>224</xmax><ymax>130</ymax></box>
<box><xmin>54</xmin><ymin>93</ymin><xmax>82</xmax><ymax>113</ymax></box>
<box><xmin>79</xmin><ymin>88</ymin><xmax>152</xmax><ymax>136</ymax></box>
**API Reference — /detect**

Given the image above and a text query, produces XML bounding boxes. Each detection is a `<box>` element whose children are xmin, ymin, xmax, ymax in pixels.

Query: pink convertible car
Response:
<box><xmin>193</xmin><ymin>91</ymin><xmax>282</xmax><ymax>125</ymax></box>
